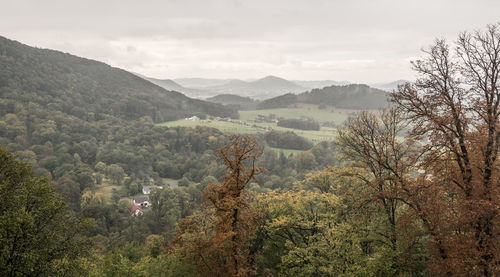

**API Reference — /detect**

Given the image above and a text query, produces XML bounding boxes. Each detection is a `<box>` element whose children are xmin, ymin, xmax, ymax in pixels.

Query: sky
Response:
<box><xmin>1</xmin><ymin>0</ymin><xmax>499</xmax><ymax>83</ymax></box>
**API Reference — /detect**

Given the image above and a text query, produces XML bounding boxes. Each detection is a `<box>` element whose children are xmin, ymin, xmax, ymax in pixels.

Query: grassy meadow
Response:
<box><xmin>239</xmin><ymin>104</ymin><xmax>355</xmax><ymax>123</ymax></box>
<box><xmin>157</xmin><ymin>105</ymin><xmax>360</xmax><ymax>152</ymax></box>
<box><xmin>95</xmin><ymin>182</ymin><xmax>125</xmax><ymax>204</ymax></box>
<box><xmin>159</xmin><ymin>119</ymin><xmax>263</xmax><ymax>134</ymax></box>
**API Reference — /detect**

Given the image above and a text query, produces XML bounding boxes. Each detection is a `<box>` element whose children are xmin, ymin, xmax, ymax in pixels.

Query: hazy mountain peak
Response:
<box><xmin>225</xmin><ymin>79</ymin><xmax>248</xmax><ymax>86</ymax></box>
<box><xmin>250</xmin><ymin>75</ymin><xmax>304</xmax><ymax>89</ymax></box>
<box><xmin>260</xmin><ymin>75</ymin><xmax>285</xmax><ymax>80</ymax></box>
<box><xmin>254</xmin><ymin>75</ymin><xmax>294</xmax><ymax>83</ymax></box>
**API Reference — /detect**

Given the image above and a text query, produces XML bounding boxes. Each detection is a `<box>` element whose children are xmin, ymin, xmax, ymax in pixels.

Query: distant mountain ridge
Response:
<box><xmin>202</xmin><ymin>75</ymin><xmax>306</xmax><ymax>99</ymax></box>
<box><xmin>139</xmin><ymin>75</ymin><xmax>217</xmax><ymax>98</ymax></box>
<box><xmin>141</xmin><ymin>75</ymin><xmax>406</xmax><ymax>102</ymax></box>
<box><xmin>293</xmin><ymin>80</ymin><xmax>350</xmax><ymax>89</ymax></box>
<box><xmin>174</xmin><ymin>78</ymin><xmax>237</xmax><ymax>88</ymax></box>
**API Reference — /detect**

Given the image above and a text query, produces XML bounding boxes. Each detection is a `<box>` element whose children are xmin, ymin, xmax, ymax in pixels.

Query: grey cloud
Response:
<box><xmin>1</xmin><ymin>0</ymin><xmax>499</xmax><ymax>82</ymax></box>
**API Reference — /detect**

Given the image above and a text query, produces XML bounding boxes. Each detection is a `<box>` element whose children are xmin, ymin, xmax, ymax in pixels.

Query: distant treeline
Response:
<box><xmin>277</xmin><ymin>118</ymin><xmax>320</xmax><ymax>131</ymax></box>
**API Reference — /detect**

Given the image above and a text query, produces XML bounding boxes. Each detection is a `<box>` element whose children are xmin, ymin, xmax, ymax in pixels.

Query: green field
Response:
<box><xmin>158</xmin><ymin>119</ymin><xmax>263</xmax><ymax>134</ymax></box>
<box><xmin>157</xmin><ymin>105</ymin><xmax>356</xmax><ymax>147</ymax></box>
<box><xmin>99</xmin><ymin>106</ymin><xmax>352</xmax><ymax>201</ymax></box>
<box><xmin>239</xmin><ymin>104</ymin><xmax>355</xmax><ymax>124</ymax></box>
<box><xmin>158</xmin><ymin>119</ymin><xmax>338</xmax><ymax>142</ymax></box>
<box><xmin>95</xmin><ymin>183</ymin><xmax>124</xmax><ymax>204</ymax></box>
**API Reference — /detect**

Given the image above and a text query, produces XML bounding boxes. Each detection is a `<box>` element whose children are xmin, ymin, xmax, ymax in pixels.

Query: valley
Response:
<box><xmin>3</xmin><ymin>11</ymin><xmax>496</xmax><ymax>274</ymax></box>
<box><xmin>158</xmin><ymin>104</ymin><xmax>352</xmax><ymax>149</ymax></box>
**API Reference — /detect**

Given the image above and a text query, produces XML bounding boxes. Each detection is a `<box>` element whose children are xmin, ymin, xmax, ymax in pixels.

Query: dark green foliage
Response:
<box><xmin>257</xmin><ymin>84</ymin><xmax>389</xmax><ymax>109</ymax></box>
<box><xmin>0</xmin><ymin>36</ymin><xmax>238</xmax><ymax>122</ymax></box>
<box><xmin>256</xmin><ymin>93</ymin><xmax>298</xmax><ymax>109</ymax></box>
<box><xmin>0</xmin><ymin>146</ymin><xmax>89</xmax><ymax>276</ymax></box>
<box><xmin>277</xmin><ymin>118</ymin><xmax>320</xmax><ymax>131</ymax></box>
<box><xmin>265</xmin><ymin>130</ymin><xmax>313</xmax><ymax>150</ymax></box>
<box><xmin>300</xmin><ymin>84</ymin><xmax>389</xmax><ymax>109</ymax></box>
<box><xmin>206</xmin><ymin>94</ymin><xmax>258</xmax><ymax>110</ymax></box>
<box><xmin>0</xmin><ymin>35</ymin><xmax>242</xmax><ymax>211</ymax></box>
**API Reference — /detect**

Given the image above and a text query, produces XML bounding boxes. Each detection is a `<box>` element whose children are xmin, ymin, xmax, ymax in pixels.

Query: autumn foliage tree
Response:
<box><xmin>337</xmin><ymin>24</ymin><xmax>500</xmax><ymax>276</ymax></box>
<box><xmin>390</xmin><ymin>24</ymin><xmax>500</xmax><ymax>276</ymax></box>
<box><xmin>171</xmin><ymin>135</ymin><xmax>264</xmax><ymax>276</ymax></box>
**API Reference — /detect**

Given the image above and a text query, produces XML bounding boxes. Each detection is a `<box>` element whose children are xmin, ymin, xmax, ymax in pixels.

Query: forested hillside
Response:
<box><xmin>0</xmin><ymin>35</ymin><xmax>246</xmax><ymax>211</ymax></box>
<box><xmin>0</xmin><ymin>36</ymin><xmax>237</xmax><ymax>122</ymax></box>
<box><xmin>257</xmin><ymin>84</ymin><xmax>389</xmax><ymax>109</ymax></box>
<box><xmin>0</xmin><ymin>36</ymin><xmax>345</xmax><ymax>276</ymax></box>
<box><xmin>206</xmin><ymin>94</ymin><xmax>258</xmax><ymax>110</ymax></box>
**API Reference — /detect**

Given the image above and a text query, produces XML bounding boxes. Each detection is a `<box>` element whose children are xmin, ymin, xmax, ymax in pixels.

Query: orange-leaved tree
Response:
<box><xmin>392</xmin><ymin>24</ymin><xmax>500</xmax><ymax>276</ymax></box>
<box><xmin>171</xmin><ymin>135</ymin><xmax>264</xmax><ymax>276</ymax></box>
<box><xmin>203</xmin><ymin>135</ymin><xmax>264</xmax><ymax>277</ymax></box>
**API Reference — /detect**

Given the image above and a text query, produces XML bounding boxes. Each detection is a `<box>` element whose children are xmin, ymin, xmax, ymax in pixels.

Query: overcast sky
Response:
<box><xmin>1</xmin><ymin>0</ymin><xmax>499</xmax><ymax>83</ymax></box>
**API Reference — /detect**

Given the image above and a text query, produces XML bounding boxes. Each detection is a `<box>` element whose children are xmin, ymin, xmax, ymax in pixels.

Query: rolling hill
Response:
<box><xmin>205</xmin><ymin>94</ymin><xmax>258</xmax><ymax>110</ymax></box>
<box><xmin>0</xmin><ymin>35</ymin><xmax>237</xmax><ymax>122</ymax></box>
<box><xmin>203</xmin><ymin>75</ymin><xmax>306</xmax><ymax>99</ymax></box>
<box><xmin>0</xmin><ymin>34</ymin><xmax>239</xmax><ymax>213</ymax></box>
<box><xmin>257</xmin><ymin>84</ymin><xmax>390</xmax><ymax>110</ymax></box>
<box><xmin>173</xmin><ymin>76</ymin><xmax>357</xmax><ymax>99</ymax></box>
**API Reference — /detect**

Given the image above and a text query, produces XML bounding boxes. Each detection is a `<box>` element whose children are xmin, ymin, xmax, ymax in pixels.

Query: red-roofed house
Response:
<box><xmin>130</xmin><ymin>203</ymin><xmax>143</xmax><ymax>217</ymax></box>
